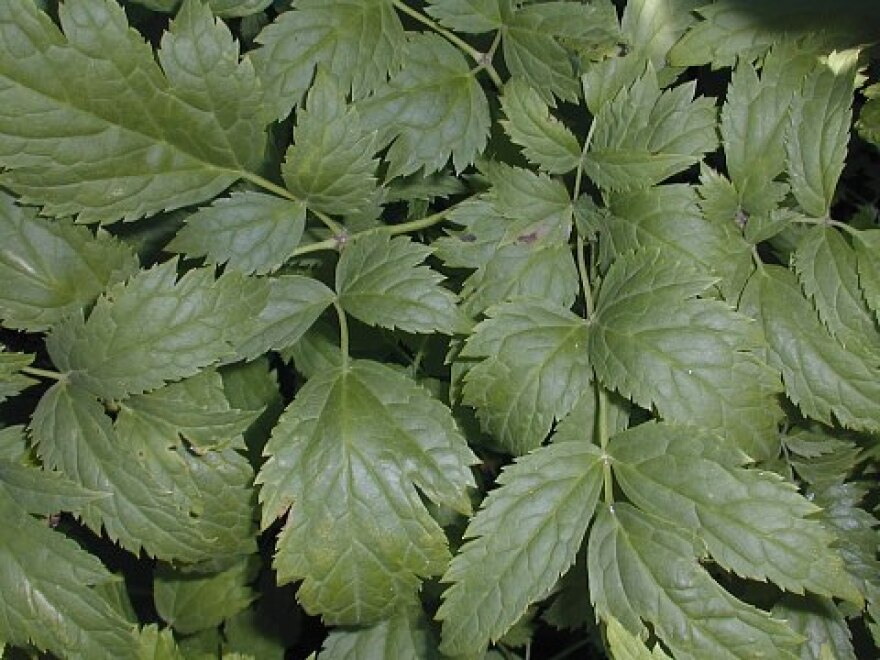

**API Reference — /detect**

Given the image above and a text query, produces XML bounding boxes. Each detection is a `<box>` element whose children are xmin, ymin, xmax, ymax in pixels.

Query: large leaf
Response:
<box><xmin>459</xmin><ymin>299</ymin><xmax>591</xmax><ymax>454</ymax></box>
<box><xmin>46</xmin><ymin>261</ymin><xmax>267</xmax><ymax>400</ymax></box>
<box><xmin>588</xmin><ymin>503</ymin><xmax>802</xmax><ymax>659</ymax></box>
<box><xmin>0</xmin><ymin>491</ymin><xmax>138</xmax><ymax>659</ymax></box>
<box><xmin>609</xmin><ymin>422</ymin><xmax>861</xmax><ymax>604</ymax></box>
<box><xmin>252</xmin><ymin>0</ymin><xmax>405</xmax><ymax>120</ymax></box>
<box><xmin>0</xmin><ymin>0</ymin><xmax>266</xmax><ymax>223</ymax></box>
<box><xmin>168</xmin><ymin>192</ymin><xmax>306</xmax><ymax>276</ymax></box>
<box><xmin>257</xmin><ymin>360</ymin><xmax>476</xmax><ymax>624</ymax></box>
<box><xmin>0</xmin><ymin>193</ymin><xmax>138</xmax><ymax>331</ymax></box>
<box><xmin>359</xmin><ymin>33</ymin><xmax>490</xmax><ymax>178</ymax></box>
<box><xmin>336</xmin><ymin>233</ymin><xmax>460</xmax><ymax>334</ymax></box>
<box><xmin>438</xmin><ymin>442</ymin><xmax>603</xmax><ymax>656</ymax></box>
<box><xmin>588</xmin><ymin>248</ymin><xmax>783</xmax><ymax>459</ymax></box>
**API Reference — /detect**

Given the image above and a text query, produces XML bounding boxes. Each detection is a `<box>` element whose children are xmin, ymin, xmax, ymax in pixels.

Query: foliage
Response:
<box><xmin>0</xmin><ymin>0</ymin><xmax>879</xmax><ymax>658</ymax></box>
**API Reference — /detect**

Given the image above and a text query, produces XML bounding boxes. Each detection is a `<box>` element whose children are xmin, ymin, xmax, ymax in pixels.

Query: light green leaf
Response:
<box><xmin>257</xmin><ymin>360</ymin><xmax>477</xmax><ymax>624</ymax></box>
<box><xmin>359</xmin><ymin>33</ymin><xmax>490</xmax><ymax>177</ymax></box>
<box><xmin>588</xmin><ymin>504</ymin><xmax>801</xmax><ymax>659</ymax></box>
<box><xmin>136</xmin><ymin>624</ymin><xmax>186</xmax><ymax>660</ymax></box>
<box><xmin>773</xmin><ymin>595</ymin><xmax>856</xmax><ymax>660</ymax></box>
<box><xmin>793</xmin><ymin>226</ymin><xmax>880</xmax><ymax>357</ymax></box>
<box><xmin>0</xmin><ymin>492</ymin><xmax>138</xmax><ymax>659</ymax></box>
<box><xmin>499</xmin><ymin>80</ymin><xmax>581</xmax><ymax>174</ymax></box>
<box><xmin>0</xmin><ymin>460</ymin><xmax>107</xmax><ymax>516</ymax></box>
<box><xmin>168</xmin><ymin>192</ymin><xmax>306</xmax><ymax>276</ymax></box>
<box><xmin>425</xmin><ymin>0</ymin><xmax>508</xmax><ymax>34</ymax></box>
<box><xmin>0</xmin><ymin>347</ymin><xmax>36</xmax><ymax>404</ymax></box>
<box><xmin>47</xmin><ymin>261</ymin><xmax>268</xmax><ymax>400</ymax></box>
<box><xmin>854</xmin><ymin>229</ymin><xmax>880</xmax><ymax>319</ymax></box>
<box><xmin>234</xmin><ymin>276</ymin><xmax>336</xmax><ymax>361</ymax></box>
<box><xmin>438</xmin><ymin>442</ymin><xmax>604</xmax><ymax>656</ymax></box>
<box><xmin>620</xmin><ymin>0</ymin><xmax>702</xmax><ymax>73</ymax></box>
<box><xmin>460</xmin><ymin>300</ymin><xmax>591</xmax><ymax>454</ymax></box>
<box><xmin>606</xmin><ymin>615</ymin><xmax>672</xmax><ymax>660</ymax></box>
<box><xmin>584</xmin><ymin>69</ymin><xmax>718</xmax><ymax>192</ymax></box>
<box><xmin>742</xmin><ymin>266</ymin><xmax>880</xmax><ymax>434</ymax></box>
<box><xmin>785</xmin><ymin>52</ymin><xmax>857</xmax><ymax>218</ymax></box>
<box><xmin>155</xmin><ymin>557</ymin><xmax>258</xmax><ymax>635</ymax></box>
<box><xmin>501</xmin><ymin>1</ymin><xmax>619</xmax><ymax>103</ymax></box>
<box><xmin>319</xmin><ymin>611</ymin><xmax>437</xmax><ymax>659</ymax></box>
<box><xmin>252</xmin><ymin>0</ymin><xmax>405</xmax><ymax>120</ymax></box>
<box><xmin>282</xmin><ymin>72</ymin><xmax>380</xmax><ymax>218</ymax></box>
<box><xmin>588</xmin><ymin>248</ymin><xmax>783</xmax><ymax>460</ymax></box>
<box><xmin>609</xmin><ymin>422</ymin><xmax>862</xmax><ymax>605</ymax></box>
<box><xmin>0</xmin><ymin>0</ymin><xmax>266</xmax><ymax>223</ymax></box>
<box><xmin>32</xmin><ymin>382</ymin><xmax>249</xmax><ymax>561</ymax></box>
<box><xmin>0</xmin><ymin>193</ymin><xmax>139</xmax><ymax>331</ymax></box>
<box><xmin>336</xmin><ymin>233</ymin><xmax>460</xmax><ymax>334</ymax></box>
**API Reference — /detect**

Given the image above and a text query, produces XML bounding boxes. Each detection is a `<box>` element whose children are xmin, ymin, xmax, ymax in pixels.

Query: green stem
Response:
<box><xmin>333</xmin><ymin>300</ymin><xmax>350</xmax><ymax>370</ymax></box>
<box><xmin>576</xmin><ymin>237</ymin><xmax>593</xmax><ymax>319</ymax></box>
<box><xmin>385</xmin><ymin>205</ymin><xmax>457</xmax><ymax>235</ymax></box>
<box><xmin>240</xmin><ymin>170</ymin><xmax>344</xmax><ymax>236</ymax></box>
<box><xmin>291</xmin><ymin>238</ymin><xmax>339</xmax><ymax>257</ymax></box>
<box><xmin>790</xmin><ymin>215</ymin><xmax>858</xmax><ymax>235</ymax></box>
<box><xmin>21</xmin><ymin>366</ymin><xmax>65</xmax><ymax>381</ymax></box>
<box><xmin>391</xmin><ymin>0</ymin><xmax>503</xmax><ymax>88</ymax></box>
<box><xmin>572</xmin><ymin>118</ymin><xmax>597</xmax><ymax>203</ymax></box>
<box><xmin>597</xmin><ymin>385</ymin><xmax>613</xmax><ymax>504</ymax></box>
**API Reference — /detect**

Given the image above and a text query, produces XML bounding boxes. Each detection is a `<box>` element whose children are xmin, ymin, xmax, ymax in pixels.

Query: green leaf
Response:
<box><xmin>47</xmin><ymin>261</ymin><xmax>268</xmax><ymax>400</ymax></box>
<box><xmin>0</xmin><ymin>347</ymin><xmax>36</xmax><ymax>404</ymax></box>
<box><xmin>609</xmin><ymin>422</ymin><xmax>862</xmax><ymax>605</ymax></box>
<box><xmin>773</xmin><ymin>595</ymin><xmax>856</xmax><ymax>660</ymax></box>
<box><xmin>0</xmin><ymin>492</ymin><xmax>138</xmax><ymax>659</ymax></box>
<box><xmin>856</xmin><ymin>88</ymin><xmax>880</xmax><ymax>148</ymax></box>
<box><xmin>128</xmin><ymin>0</ymin><xmax>273</xmax><ymax>17</ymax></box>
<box><xmin>257</xmin><ymin>360</ymin><xmax>476</xmax><ymax>624</ymax></box>
<box><xmin>793</xmin><ymin>226</ymin><xmax>880</xmax><ymax>358</ymax></box>
<box><xmin>785</xmin><ymin>51</ymin><xmax>857</xmax><ymax>218</ymax></box>
<box><xmin>281</xmin><ymin>72</ymin><xmax>380</xmax><ymax>218</ymax></box>
<box><xmin>0</xmin><ymin>425</ymin><xmax>29</xmax><ymax>463</ymax></box>
<box><xmin>588</xmin><ymin>503</ymin><xmax>801</xmax><ymax>659</ymax></box>
<box><xmin>336</xmin><ymin>233</ymin><xmax>460</xmax><ymax>335</ymax></box>
<box><xmin>854</xmin><ymin>229</ymin><xmax>880</xmax><ymax>319</ymax></box>
<box><xmin>425</xmin><ymin>0</ymin><xmax>508</xmax><ymax>34</ymax></box>
<box><xmin>136</xmin><ymin>624</ymin><xmax>186</xmax><ymax>660</ymax></box>
<box><xmin>234</xmin><ymin>275</ymin><xmax>336</xmax><ymax>362</ymax></box>
<box><xmin>584</xmin><ymin>69</ymin><xmax>718</xmax><ymax>192</ymax></box>
<box><xmin>32</xmin><ymin>382</ymin><xmax>249</xmax><ymax>561</ymax></box>
<box><xmin>588</xmin><ymin>248</ymin><xmax>783</xmax><ymax>459</ymax></box>
<box><xmin>0</xmin><ymin>460</ymin><xmax>107</xmax><ymax>516</ymax></box>
<box><xmin>319</xmin><ymin>611</ymin><xmax>437</xmax><ymax>659</ymax></box>
<box><xmin>606</xmin><ymin>615</ymin><xmax>672</xmax><ymax>660</ymax></box>
<box><xmin>459</xmin><ymin>299</ymin><xmax>591</xmax><ymax>454</ymax></box>
<box><xmin>168</xmin><ymin>192</ymin><xmax>306</xmax><ymax>276</ymax></box>
<box><xmin>438</xmin><ymin>442</ymin><xmax>604</xmax><ymax>656</ymax></box>
<box><xmin>252</xmin><ymin>0</ymin><xmax>405</xmax><ymax>120</ymax></box>
<box><xmin>0</xmin><ymin>193</ymin><xmax>139</xmax><ymax>331</ymax></box>
<box><xmin>742</xmin><ymin>266</ymin><xmax>880</xmax><ymax>434</ymax></box>
<box><xmin>155</xmin><ymin>557</ymin><xmax>258</xmax><ymax>635</ymax></box>
<box><xmin>359</xmin><ymin>33</ymin><xmax>490</xmax><ymax>178</ymax></box>
<box><xmin>0</xmin><ymin>0</ymin><xmax>266</xmax><ymax>223</ymax></box>
<box><xmin>620</xmin><ymin>0</ymin><xmax>702</xmax><ymax>74</ymax></box>
<box><xmin>499</xmin><ymin>79</ymin><xmax>581</xmax><ymax>174</ymax></box>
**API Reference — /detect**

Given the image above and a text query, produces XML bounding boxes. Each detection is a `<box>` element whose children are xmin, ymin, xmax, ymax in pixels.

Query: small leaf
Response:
<box><xmin>855</xmin><ymin>229</ymin><xmax>880</xmax><ymax>319</ymax></box>
<box><xmin>425</xmin><ymin>0</ymin><xmax>508</xmax><ymax>34</ymax></box>
<box><xmin>336</xmin><ymin>233</ymin><xmax>460</xmax><ymax>334</ymax></box>
<box><xmin>257</xmin><ymin>360</ymin><xmax>476</xmax><ymax>624</ymax></box>
<box><xmin>168</xmin><ymin>192</ymin><xmax>306</xmax><ymax>276</ymax></box>
<box><xmin>359</xmin><ymin>33</ymin><xmax>491</xmax><ymax>177</ymax></box>
<box><xmin>460</xmin><ymin>299</ymin><xmax>591</xmax><ymax>454</ymax></box>
<box><xmin>438</xmin><ymin>442</ymin><xmax>604</xmax><ymax>656</ymax></box>
<box><xmin>606</xmin><ymin>615</ymin><xmax>672</xmax><ymax>660</ymax></box>
<box><xmin>620</xmin><ymin>0</ymin><xmax>702</xmax><ymax>73</ymax></box>
<box><xmin>0</xmin><ymin>347</ymin><xmax>36</xmax><ymax>404</ymax></box>
<box><xmin>499</xmin><ymin>79</ymin><xmax>581</xmax><ymax>174</ymax></box>
<box><xmin>319</xmin><ymin>611</ymin><xmax>437</xmax><ymax>659</ymax></box>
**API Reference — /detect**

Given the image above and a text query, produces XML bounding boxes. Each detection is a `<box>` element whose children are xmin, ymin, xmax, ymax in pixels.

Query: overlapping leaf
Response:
<box><xmin>425</xmin><ymin>0</ymin><xmax>509</xmax><ymax>33</ymax></box>
<box><xmin>620</xmin><ymin>0</ymin><xmax>702</xmax><ymax>74</ymax></box>
<box><xmin>588</xmin><ymin>247</ymin><xmax>783</xmax><ymax>459</ymax></box>
<box><xmin>168</xmin><ymin>192</ymin><xmax>306</xmax><ymax>275</ymax></box>
<box><xmin>0</xmin><ymin>460</ymin><xmax>106</xmax><ymax>515</ymax></box>
<box><xmin>47</xmin><ymin>261</ymin><xmax>267</xmax><ymax>400</ymax></box>
<box><xmin>606</xmin><ymin>615</ymin><xmax>672</xmax><ymax>660</ymax></box>
<box><xmin>257</xmin><ymin>360</ymin><xmax>476</xmax><ymax>624</ymax></box>
<box><xmin>438</xmin><ymin>441</ymin><xmax>604</xmax><ymax>656</ymax></box>
<box><xmin>773</xmin><ymin>595</ymin><xmax>856</xmax><ymax>660</ymax></box>
<box><xmin>0</xmin><ymin>0</ymin><xmax>266</xmax><ymax>223</ymax></box>
<box><xmin>0</xmin><ymin>348</ymin><xmax>36</xmax><ymax>404</ymax></box>
<box><xmin>588</xmin><ymin>504</ymin><xmax>802</xmax><ymax>659</ymax></box>
<box><xmin>319</xmin><ymin>611</ymin><xmax>436</xmax><ymax>659</ymax></box>
<box><xmin>460</xmin><ymin>300</ymin><xmax>591</xmax><ymax>454</ymax></box>
<box><xmin>0</xmin><ymin>193</ymin><xmax>139</xmax><ymax>331</ymax></box>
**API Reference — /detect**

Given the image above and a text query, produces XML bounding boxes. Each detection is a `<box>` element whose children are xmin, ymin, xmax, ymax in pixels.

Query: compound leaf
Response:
<box><xmin>0</xmin><ymin>193</ymin><xmax>139</xmax><ymax>332</ymax></box>
<box><xmin>336</xmin><ymin>233</ymin><xmax>460</xmax><ymax>335</ymax></box>
<box><xmin>588</xmin><ymin>503</ymin><xmax>801</xmax><ymax>659</ymax></box>
<box><xmin>438</xmin><ymin>441</ymin><xmax>603</xmax><ymax>656</ymax></box>
<box><xmin>359</xmin><ymin>33</ymin><xmax>490</xmax><ymax>178</ymax></box>
<box><xmin>257</xmin><ymin>360</ymin><xmax>476</xmax><ymax>624</ymax></box>
<box><xmin>168</xmin><ymin>192</ymin><xmax>306</xmax><ymax>276</ymax></box>
<box><xmin>460</xmin><ymin>300</ymin><xmax>591</xmax><ymax>454</ymax></box>
<box><xmin>46</xmin><ymin>261</ymin><xmax>268</xmax><ymax>400</ymax></box>
<box><xmin>0</xmin><ymin>0</ymin><xmax>266</xmax><ymax>223</ymax></box>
